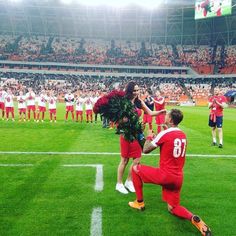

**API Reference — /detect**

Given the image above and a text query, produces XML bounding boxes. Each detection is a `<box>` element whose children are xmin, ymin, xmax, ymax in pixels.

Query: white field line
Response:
<box><xmin>63</xmin><ymin>164</ymin><xmax>104</xmax><ymax>192</ymax></box>
<box><xmin>0</xmin><ymin>151</ymin><xmax>236</xmax><ymax>158</ymax></box>
<box><xmin>90</xmin><ymin>207</ymin><xmax>102</xmax><ymax>236</ymax></box>
<box><xmin>0</xmin><ymin>164</ymin><xmax>33</xmax><ymax>167</ymax></box>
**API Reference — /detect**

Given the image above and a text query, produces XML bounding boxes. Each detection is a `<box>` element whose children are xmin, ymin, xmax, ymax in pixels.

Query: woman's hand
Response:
<box><xmin>159</xmin><ymin>109</ymin><xmax>167</xmax><ymax>114</ymax></box>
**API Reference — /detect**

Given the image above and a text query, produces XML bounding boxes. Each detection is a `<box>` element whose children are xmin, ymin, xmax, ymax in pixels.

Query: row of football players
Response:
<box><xmin>0</xmin><ymin>87</ymin><xmax>99</xmax><ymax>122</ymax></box>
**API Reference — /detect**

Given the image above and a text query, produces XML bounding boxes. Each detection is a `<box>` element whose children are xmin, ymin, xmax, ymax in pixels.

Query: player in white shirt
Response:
<box><xmin>64</xmin><ymin>90</ymin><xmax>75</xmax><ymax>121</ymax></box>
<box><xmin>36</xmin><ymin>90</ymin><xmax>48</xmax><ymax>122</ymax></box>
<box><xmin>0</xmin><ymin>86</ymin><xmax>7</xmax><ymax>120</ymax></box>
<box><xmin>91</xmin><ymin>92</ymin><xmax>100</xmax><ymax>123</ymax></box>
<box><xmin>48</xmin><ymin>91</ymin><xmax>57</xmax><ymax>122</ymax></box>
<box><xmin>85</xmin><ymin>94</ymin><xmax>93</xmax><ymax>123</ymax></box>
<box><xmin>17</xmin><ymin>91</ymin><xmax>27</xmax><ymax>122</ymax></box>
<box><xmin>25</xmin><ymin>87</ymin><xmax>36</xmax><ymax>121</ymax></box>
<box><xmin>5</xmin><ymin>88</ymin><xmax>15</xmax><ymax>121</ymax></box>
<box><xmin>75</xmin><ymin>94</ymin><xmax>85</xmax><ymax>122</ymax></box>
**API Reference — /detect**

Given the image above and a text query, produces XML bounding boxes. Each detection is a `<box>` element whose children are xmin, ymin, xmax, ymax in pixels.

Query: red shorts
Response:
<box><xmin>49</xmin><ymin>109</ymin><xmax>56</xmax><ymax>114</ymax></box>
<box><xmin>120</xmin><ymin>135</ymin><xmax>142</xmax><ymax>159</ymax></box>
<box><xmin>86</xmin><ymin>109</ymin><xmax>93</xmax><ymax>115</ymax></box>
<box><xmin>156</xmin><ymin>114</ymin><xmax>165</xmax><ymax>125</ymax></box>
<box><xmin>66</xmin><ymin>105</ymin><xmax>74</xmax><ymax>112</ymax></box>
<box><xmin>0</xmin><ymin>102</ymin><xmax>5</xmax><ymax>110</ymax></box>
<box><xmin>6</xmin><ymin>107</ymin><xmax>14</xmax><ymax>113</ymax></box>
<box><xmin>19</xmin><ymin>108</ymin><xmax>26</xmax><ymax>113</ymax></box>
<box><xmin>136</xmin><ymin>165</ymin><xmax>183</xmax><ymax>207</ymax></box>
<box><xmin>76</xmin><ymin>111</ymin><xmax>83</xmax><ymax>115</ymax></box>
<box><xmin>38</xmin><ymin>106</ymin><xmax>46</xmax><ymax>112</ymax></box>
<box><xmin>27</xmin><ymin>105</ymin><xmax>36</xmax><ymax>111</ymax></box>
<box><xmin>143</xmin><ymin>114</ymin><xmax>152</xmax><ymax>124</ymax></box>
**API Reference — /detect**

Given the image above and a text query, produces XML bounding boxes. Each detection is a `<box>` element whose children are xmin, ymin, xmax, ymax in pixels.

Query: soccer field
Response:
<box><xmin>0</xmin><ymin>105</ymin><xmax>236</xmax><ymax>236</ymax></box>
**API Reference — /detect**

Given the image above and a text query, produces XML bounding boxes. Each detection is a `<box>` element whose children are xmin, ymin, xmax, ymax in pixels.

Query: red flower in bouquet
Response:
<box><xmin>93</xmin><ymin>96</ymin><xmax>109</xmax><ymax>114</ymax></box>
<box><xmin>106</xmin><ymin>90</ymin><xmax>125</xmax><ymax>100</ymax></box>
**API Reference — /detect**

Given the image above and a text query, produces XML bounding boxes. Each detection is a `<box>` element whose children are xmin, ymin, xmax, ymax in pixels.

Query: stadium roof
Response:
<box><xmin>0</xmin><ymin>0</ymin><xmax>235</xmax><ymax>45</ymax></box>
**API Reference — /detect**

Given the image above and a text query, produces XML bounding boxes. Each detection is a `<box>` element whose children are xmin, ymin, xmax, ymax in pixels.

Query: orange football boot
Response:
<box><xmin>191</xmin><ymin>215</ymin><xmax>211</xmax><ymax>236</ymax></box>
<box><xmin>128</xmin><ymin>200</ymin><xmax>145</xmax><ymax>211</ymax></box>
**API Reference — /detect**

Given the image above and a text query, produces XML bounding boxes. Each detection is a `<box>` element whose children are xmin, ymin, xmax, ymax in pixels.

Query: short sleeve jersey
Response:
<box><xmin>48</xmin><ymin>96</ymin><xmax>57</xmax><ymax>109</ymax></box>
<box><xmin>209</xmin><ymin>95</ymin><xmax>227</xmax><ymax>116</ymax></box>
<box><xmin>76</xmin><ymin>98</ymin><xmax>84</xmax><ymax>111</ymax></box>
<box><xmin>144</xmin><ymin>96</ymin><xmax>154</xmax><ymax>113</ymax></box>
<box><xmin>38</xmin><ymin>94</ymin><xmax>48</xmax><ymax>107</ymax></box>
<box><xmin>65</xmin><ymin>94</ymin><xmax>74</xmax><ymax>106</ymax></box>
<box><xmin>154</xmin><ymin>97</ymin><xmax>165</xmax><ymax>111</ymax></box>
<box><xmin>151</xmin><ymin>127</ymin><xmax>187</xmax><ymax>176</ymax></box>
<box><xmin>17</xmin><ymin>95</ymin><xmax>26</xmax><ymax>109</ymax></box>
<box><xmin>5</xmin><ymin>94</ymin><xmax>14</xmax><ymax>107</ymax></box>
<box><xmin>0</xmin><ymin>90</ymin><xmax>7</xmax><ymax>103</ymax></box>
<box><xmin>26</xmin><ymin>92</ymin><xmax>36</xmax><ymax>106</ymax></box>
<box><xmin>85</xmin><ymin>98</ymin><xmax>93</xmax><ymax>110</ymax></box>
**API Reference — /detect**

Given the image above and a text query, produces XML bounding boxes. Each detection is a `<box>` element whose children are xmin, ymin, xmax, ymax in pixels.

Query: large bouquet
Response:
<box><xmin>93</xmin><ymin>90</ymin><xmax>144</xmax><ymax>142</ymax></box>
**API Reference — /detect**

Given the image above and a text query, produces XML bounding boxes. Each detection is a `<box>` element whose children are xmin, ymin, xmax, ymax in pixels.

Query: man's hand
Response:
<box><xmin>143</xmin><ymin>130</ymin><xmax>157</xmax><ymax>154</ymax></box>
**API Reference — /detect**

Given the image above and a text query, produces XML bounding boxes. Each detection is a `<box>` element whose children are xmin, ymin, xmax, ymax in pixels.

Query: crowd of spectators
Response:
<box><xmin>1</xmin><ymin>72</ymin><xmax>235</xmax><ymax>103</ymax></box>
<box><xmin>1</xmin><ymin>35</ymin><xmax>236</xmax><ymax>74</ymax></box>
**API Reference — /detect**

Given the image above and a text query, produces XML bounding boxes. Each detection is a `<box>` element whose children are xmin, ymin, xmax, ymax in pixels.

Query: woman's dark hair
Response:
<box><xmin>125</xmin><ymin>81</ymin><xmax>142</xmax><ymax>109</ymax></box>
<box><xmin>125</xmin><ymin>81</ymin><xmax>136</xmax><ymax>100</ymax></box>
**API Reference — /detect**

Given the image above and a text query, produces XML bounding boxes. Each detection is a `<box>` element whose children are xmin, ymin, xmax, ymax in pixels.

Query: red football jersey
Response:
<box><xmin>151</xmin><ymin>127</ymin><xmax>187</xmax><ymax>176</ymax></box>
<box><xmin>154</xmin><ymin>97</ymin><xmax>165</xmax><ymax>111</ymax></box>
<box><xmin>209</xmin><ymin>95</ymin><xmax>227</xmax><ymax>116</ymax></box>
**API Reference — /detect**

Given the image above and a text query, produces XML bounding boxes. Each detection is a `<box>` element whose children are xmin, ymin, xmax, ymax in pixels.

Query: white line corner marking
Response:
<box><xmin>63</xmin><ymin>164</ymin><xmax>104</xmax><ymax>192</ymax></box>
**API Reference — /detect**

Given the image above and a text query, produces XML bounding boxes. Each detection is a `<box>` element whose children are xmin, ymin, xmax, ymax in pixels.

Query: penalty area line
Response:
<box><xmin>63</xmin><ymin>164</ymin><xmax>104</xmax><ymax>192</ymax></box>
<box><xmin>90</xmin><ymin>207</ymin><xmax>102</xmax><ymax>236</ymax></box>
<box><xmin>0</xmin><ymin>151</ymin><xmax>235</xmax><ymax>158</ymax></box>
<box><xmin>0</xmin><ymin>164</ymin><xmax>34</xmax><ymax>167</ymax></box>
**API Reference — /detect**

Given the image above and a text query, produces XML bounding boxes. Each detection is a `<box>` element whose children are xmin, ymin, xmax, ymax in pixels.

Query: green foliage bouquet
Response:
<box><xmin>93</xmin><ymin>90</ymin><xmax>144</xmax><ymax>142</ymax></box>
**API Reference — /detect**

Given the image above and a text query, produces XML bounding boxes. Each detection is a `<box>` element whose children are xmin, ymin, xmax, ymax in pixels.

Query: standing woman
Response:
<box><xmin>116</xmin><ymin>81</ymin><xmax>166</xmax><ymax>194</ymax></box>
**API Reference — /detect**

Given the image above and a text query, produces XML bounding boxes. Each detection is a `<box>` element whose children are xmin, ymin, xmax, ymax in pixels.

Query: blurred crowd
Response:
<box><xmin>0</xmin><ymin>35</ymin><xmax>236</xmax><ymax>74</ymax></box>
<box><xmin>0</xmin><ymin>72</ymin><xmax>235</xmax><ymax>102</ymax></box>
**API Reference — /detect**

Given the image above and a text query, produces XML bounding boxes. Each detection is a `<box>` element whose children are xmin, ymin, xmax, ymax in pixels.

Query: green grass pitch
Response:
<box><xmin>0</xmin><ymin>105</ymin><xmax>236</xmax><ymax>235</ymax></box>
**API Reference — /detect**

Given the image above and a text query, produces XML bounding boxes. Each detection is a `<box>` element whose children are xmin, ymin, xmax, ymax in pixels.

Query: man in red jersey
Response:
<box><xmin>128</xmin><ymin>109</ymin><xmax>211</xmax><ymax>236</ymax></box>
<box><xmin>208</xmin><ymin>88</ymin><xmax>227</xmax><ymax>148</ymax></box>
<box><xmin>153</xmin><ymin>90</ymin><xmax>166</xmax><ymax>133</ymax></box>
<box><xmin>142</xmin><ymin>89</ymin><xmax>154</xmax><ymax>130</ymax></box>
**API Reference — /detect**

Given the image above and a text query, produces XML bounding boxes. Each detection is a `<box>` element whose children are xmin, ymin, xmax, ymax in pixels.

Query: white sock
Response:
<box><xmin>213</xmin><ymin>138</ymin><xmax>216</xmax><ymax>143</ymax></box>
<box><xmin>219</xmin><ymin>139</ymin><xmax>223</xmax><ymax>145</ymax></box>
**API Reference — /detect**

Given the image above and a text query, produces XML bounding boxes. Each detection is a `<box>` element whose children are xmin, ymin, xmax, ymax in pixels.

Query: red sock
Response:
<box><xmin>171</xmin><ymin>205</ymin><xmax>193</xmax><ymax>220</ymax></box>
<box><xmin>6</xmin><ymin>112</ymin><xmax>9</xmax><ymax>119</ymax></box>
<box><xmin>132</xmin><ymin>167</ymin><xmax>143</xmax><ymax>201</ymax></box>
